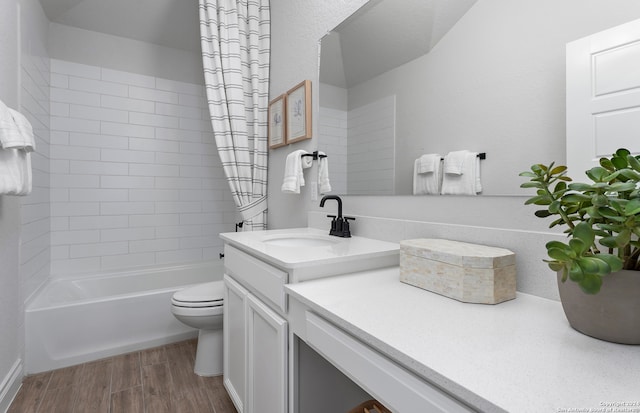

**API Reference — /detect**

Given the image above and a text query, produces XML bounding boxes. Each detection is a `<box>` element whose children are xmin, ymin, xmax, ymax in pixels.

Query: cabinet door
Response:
<box><xmin>224</xmin><ymin>274</ymin><xmax>248</xmax><ymax>413</ymax></box>
<box><xmin>246</xmin><ymin>294</ymin><xmax>288</xmax><ymax>413</ymax></box>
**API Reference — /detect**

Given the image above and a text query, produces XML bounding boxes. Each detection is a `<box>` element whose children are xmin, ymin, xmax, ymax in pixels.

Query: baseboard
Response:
<box><xmin>0</xmin><ymin>359</ymin><xmax>23</xmax><ymax>413</ymax></box>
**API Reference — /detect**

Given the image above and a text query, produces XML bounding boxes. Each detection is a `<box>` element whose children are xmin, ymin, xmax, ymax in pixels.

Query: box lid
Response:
<box><xmin>400</xmin><ymin>239</ymin><xmax>515</xmax><ymax>269</ymax></box>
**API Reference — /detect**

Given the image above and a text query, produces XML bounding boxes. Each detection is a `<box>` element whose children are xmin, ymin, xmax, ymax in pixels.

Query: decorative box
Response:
<box><xmin>399</xmin><ymin>239</ymin><xmax>516</xmax><ymax>304</ymax></box>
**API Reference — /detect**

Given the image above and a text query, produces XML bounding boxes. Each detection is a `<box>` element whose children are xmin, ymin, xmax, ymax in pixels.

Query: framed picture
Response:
<box><xmin>268</xmin><ymin>94</ymin><xmax>287</xmax><ymax>149</ymax></box>
<box><xmin>286</xmin><ymin>80</ymin><xmax>312</xmax><ymax>144</ymax></box>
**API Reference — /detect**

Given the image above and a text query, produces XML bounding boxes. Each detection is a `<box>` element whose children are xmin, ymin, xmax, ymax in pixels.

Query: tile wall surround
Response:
<box><xmin>49</xmin><ymin>59</ymin><xmax>237</xmax><ymax>275</ymax></box>
<box><xmin>317</xmin><ymin>106</ymin><xmax>347</xmax><ymax>194</ymax></box>
<box><xmin>20</xmin><ymin>52</ymin><xmax>51</xmax><ymax>302</ymax></box>
<box><xmin>308</xmin><ymin>211</ymin><xmax>566</xmax><ymax>301</ymax></box>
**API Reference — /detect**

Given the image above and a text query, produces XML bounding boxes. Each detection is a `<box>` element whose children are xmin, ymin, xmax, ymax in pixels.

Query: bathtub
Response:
<box><xmin>25</xmin><ymin>261</ymin><xmax>223</xmax><ymax>374</ymax></box>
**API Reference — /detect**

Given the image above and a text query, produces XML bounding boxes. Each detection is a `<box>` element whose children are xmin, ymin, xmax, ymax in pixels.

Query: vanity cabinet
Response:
<box><xmin>223</xmin><ymin>245</ymin><xmax>289</xmax><ymax>413</ymax></box>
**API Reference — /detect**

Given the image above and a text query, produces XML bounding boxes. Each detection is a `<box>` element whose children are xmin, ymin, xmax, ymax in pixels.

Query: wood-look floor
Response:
<box><xmin>8</xmin><ymin>339</ymin><xmax>237</xmax><ymax>413</ymax></box>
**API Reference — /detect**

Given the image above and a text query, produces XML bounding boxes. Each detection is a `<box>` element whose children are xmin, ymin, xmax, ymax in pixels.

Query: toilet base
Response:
<box><xmin>194</xmin><ymin>328</ymin><xmax>223</xmax><ymax>377</ymax></box>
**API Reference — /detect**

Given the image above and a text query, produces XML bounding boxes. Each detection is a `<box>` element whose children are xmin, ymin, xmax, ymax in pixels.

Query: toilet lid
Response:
<box><xmin>173</xmin><ymin>281</ymin><xmax>224</xmax><ymax>303</ymax></box>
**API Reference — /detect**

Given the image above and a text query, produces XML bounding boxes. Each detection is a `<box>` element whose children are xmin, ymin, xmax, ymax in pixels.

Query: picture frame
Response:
<box><xmin>285</xmin><ymin>80</ymin><xmax>312</xmax><ymax>144</ymax></box>
<box><xmin>268</xmin><ymin>94</ymin><xmax>287</xmax><ymax>149</ymax></box>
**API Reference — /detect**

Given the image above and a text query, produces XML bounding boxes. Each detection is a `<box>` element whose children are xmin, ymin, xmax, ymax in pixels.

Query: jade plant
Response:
<box><xmin>520</xmin><ymin>148</ymin><xmax>640</xmax><ymax>294</ymax></box>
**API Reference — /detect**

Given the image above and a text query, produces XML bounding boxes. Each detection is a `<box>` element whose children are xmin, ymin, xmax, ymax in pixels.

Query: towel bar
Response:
<box><xmin>440</xmin><ymin>152</ymin><xmax>486</xmax><ymax>160</ymax></box>
<box><xmin>301</xmin><ymin>150</ymin><xmax>327</xmax><ymax>160</ymax></box>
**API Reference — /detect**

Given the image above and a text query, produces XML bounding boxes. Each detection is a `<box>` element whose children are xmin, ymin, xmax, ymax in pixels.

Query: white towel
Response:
<box><xmin>0</xmin><ymin>100</ymin><xmax>35</xmax><ymax>195</ymax></box>
<box><xmin>416</xmin><ymin>154</ymin><xmax>439</xmax><ymax>174</ymax></box>
<box><xmin>413</xmin><ymin>154</ymin><xmax>441</xmax><ymax>195</ymax></box>
<box><xmin>281</xmin><ymin>150</ymin><xmax>313</xmax><ymax>194</ymax></box>
<box><xmin>441</xmin><ymin>150</ymin><xmax>482</xmax><ymax>195</ymax></box>
<box><xmin>442</xmin><ymin>150</ymin><xmax>466</xmax><ymax>175</ymax></box>
<box><xmin>318</xmin><ymin>151</ymin><xmax>331</xmax><ymax>194</ymax></box>
<box><xmin>0</xmin><ymin>100</ymin><xmax>35</xmax><ymax>151</ymax></box>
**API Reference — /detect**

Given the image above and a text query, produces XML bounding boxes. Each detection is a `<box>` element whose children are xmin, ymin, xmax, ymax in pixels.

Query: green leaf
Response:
<box><xmin>520</xmin><ymin>182</ymin><xmax>543</xmax><ymax>189</ymax></box>
<box><xmin>548</xmin><ymin>200</ymin><xmax>561</xmax><ymax>213</ymax></box>
<box><xmin>600</xmin><ymin>157</ymin><xmax>615</xmax><ymax>171</ymax></box>
<box><xmin>568</xmin><ymin>183</ymin><xmax>593</xmax><ymax>192</ymax></box>
<box><xmin>609</xmin><ymin>182</ymin><xmax>638</xmax><ymax>192</ymax></box>
<box><xmin>553</xmin><ymin>181</ymin><xmax>567</xmax><ymax>194</ymax></box>
<box><xmin>548</xmin><ymin>248</ymin><xmax>572</xmax><ymax>261</ymax></box>
<box><xmin>569</xmin><ymin>262</ymin><xmax>584</xmax><ymax>282</ymax></box>
<box><xmin>593</xmin><ymin>253</ymin><xmax>623</xmax><ymax>272</ymax></box>
<box><xmin>597</xmin><ymin>207</ymin><xmax>625</xmax><ymax>222</ymax></box>
<box><xmin>599</xmin><ymin>236</ymin><xmax>618</xmax><ymax>249</ymax></box>
<box><xmin>616</xmin><ymin>148</ymin><xmax>631</xmax><ymax>158</ymax></box>
<box><xmin>534</xmin><ymin>210</ymin><xmax>552</xmax><ymax>218</ymax></box>
<box><xmin>562</xmin><ymin>193</ymin><xmax>591</xmax><ymax>203</ymax></box>
<box><xmin>624</xmin><ymin>198</ymin><xmax>640</xmax><ymax>216</ymax></box>
<box><xmin>573</xmin><ymin>222</ymin><xmax>595</xmax><ymax>248</ymax></box>
<box><xmin>591</xmin><ymin>194</ymin><xmax>608</xmax><ymax>207</ymax></box>
<box><xmin>586</xmin><ymin>167</ymin><xmax>609</xmax><ymax>182</ymax></box>
<box><xmin>611</xmin><ymin>154</ymin><xmax>628</xmax><ymax>169</ymax></box>
<box><xmin>519</xmin><ymin>171</ymin><xmax>538</xmax><ymax>178</ymax></box>
<box><xmin>547</xmin><ymin>261</ymin><xmax>564</xmax><ymax>272</ymax></box>
<box><xmin>550</xmin><ymin>165</ymin><xmax>567</xmax><ymax>175</ymax></box>
<box><xmin>627</xmin><ymin>155</ymin><xmax>640</xmax><ymax>172</ymax></box>
<box><xmin>579</xmin><ymin>273</ymin><xmax>603</xmax><ymax>294</ymax></box>
<box><xmin>569</xmin><ymin>238</ymin><xmax>587</xmax><ymax>255</ymax></box>
<box><xmin>615</xmin><ymin>229</ymin><xmax>631</xmax><ymax>247</ymax></box>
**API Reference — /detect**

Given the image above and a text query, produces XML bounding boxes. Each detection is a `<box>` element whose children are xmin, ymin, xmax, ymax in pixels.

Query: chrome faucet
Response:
<box><xmin>319</xmin><ymin>195</ymin><xmax>355</xmax><ymax>237</ymax></box>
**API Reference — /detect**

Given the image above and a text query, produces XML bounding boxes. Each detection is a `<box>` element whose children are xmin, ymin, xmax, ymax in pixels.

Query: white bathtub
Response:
<box><xmin>25</xmin><ymin>261</ymin><xmax>223</xmax><ymax>374</ymax></box>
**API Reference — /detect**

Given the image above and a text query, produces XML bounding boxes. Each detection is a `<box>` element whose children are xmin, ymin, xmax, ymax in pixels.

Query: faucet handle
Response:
<box><xmin>342</xmin><ymin>216</ymin><xmax>355</xmax><ymax>237</ymax></box>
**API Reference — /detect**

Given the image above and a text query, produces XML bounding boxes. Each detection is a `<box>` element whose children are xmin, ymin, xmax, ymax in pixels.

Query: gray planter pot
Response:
<box><xmin>557</xmin><ymin>270</ymin><xmax>640</xmax><ymax>345</ymax></box>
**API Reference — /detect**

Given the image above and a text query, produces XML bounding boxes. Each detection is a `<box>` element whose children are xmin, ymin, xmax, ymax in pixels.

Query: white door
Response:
<box><xmin>245</xmin><ymin>293</ymin><xmax>288</xmax><ymax>413</ymax></box>
<box><xmin>223</xmin><ymin>274</ymin><xmax>248</xmax><ymax>413</ymax></box>
<box><xmin>567</xmin><ymin>18</ymin><xmax>640</xmax><ymax>176</ymax></box>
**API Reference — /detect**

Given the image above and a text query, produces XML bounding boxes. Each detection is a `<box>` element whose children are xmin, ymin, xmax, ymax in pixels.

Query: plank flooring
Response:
<box><xmin>8</xmin><ymin>339</ymin><xmax>237</xmax><ymax>413</ymax></box>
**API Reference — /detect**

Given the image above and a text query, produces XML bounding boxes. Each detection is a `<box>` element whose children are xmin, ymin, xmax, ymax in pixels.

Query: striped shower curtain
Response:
<box><xmin>199</xmin><ymin>0</ymin><xmax>270</xmax><ymax>230</ymax></box>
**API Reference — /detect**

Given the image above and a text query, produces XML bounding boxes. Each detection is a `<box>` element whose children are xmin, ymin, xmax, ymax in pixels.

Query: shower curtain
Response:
<box><xmin>199</xmin><ymin>0</ymin><xmax>270</xmax><ymax>230</ymax></box>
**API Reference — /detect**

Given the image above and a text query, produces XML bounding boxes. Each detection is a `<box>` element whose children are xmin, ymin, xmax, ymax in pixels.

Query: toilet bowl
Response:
<box><xmin>171</xmin><ymin>281</ymin><xmax>224</xmax><ymax>376</ymax></box>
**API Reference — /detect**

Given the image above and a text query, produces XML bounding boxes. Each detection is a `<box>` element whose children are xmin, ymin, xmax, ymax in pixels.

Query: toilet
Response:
<box><xmin>171</xmin><ymin>281</ymin><xmax>224</xmax><ymax>376</ymax></box>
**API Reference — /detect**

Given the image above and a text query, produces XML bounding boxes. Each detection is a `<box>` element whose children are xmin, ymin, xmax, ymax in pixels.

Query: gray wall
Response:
<box><xmin>0</xmin><ymin>0</ymin><xmax>24</xmax><ymax>407</ymax></box>
<box><xmin>268</xmin><ymin>0</ymin><xmax>640</xmax><ymax>298</ymax></box>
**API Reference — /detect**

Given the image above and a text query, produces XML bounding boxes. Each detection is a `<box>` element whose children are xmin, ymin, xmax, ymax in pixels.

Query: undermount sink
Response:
<box><xmin>261</xmin><ymin>233</ymin><xmax>341</xmax><ymax>247</ymax></box>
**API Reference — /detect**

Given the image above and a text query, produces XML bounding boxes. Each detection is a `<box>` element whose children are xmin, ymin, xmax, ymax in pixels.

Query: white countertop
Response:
<box><xmin>285</xmin><ymin>267</ymin><xmax>640</xmax><ymax>413</ymax></box>
<box><xmin>220</xmin><ymin>228</ymin><xmax>399</xmax><ymax>281</ymax></box>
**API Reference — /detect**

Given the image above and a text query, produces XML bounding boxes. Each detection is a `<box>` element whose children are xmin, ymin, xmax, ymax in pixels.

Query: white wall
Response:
<box><xmin>0</xmin><ymin>0</ymin><xmax>22</xmax><ymax>407</ymax></box>
<box><xmin>268</xmin><ymin>0</ymin><xmax>640</xmax><ymax>299</ymax></box>
<box><xmin>49</xmin><ymin>59</ymin><xmax>236</xmax><ymax>275</ymax></box>
<box><xmin>49</xmin><ymin>23</ymin><xmax>205</xmax><ymax>86</ymax></box>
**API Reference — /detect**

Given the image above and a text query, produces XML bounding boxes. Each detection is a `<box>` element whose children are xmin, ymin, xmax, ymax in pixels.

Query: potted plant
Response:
<box><xmin>520</xmin><ymin>148</ymin><xmax>640</xmax><ymax>344</ymax></box>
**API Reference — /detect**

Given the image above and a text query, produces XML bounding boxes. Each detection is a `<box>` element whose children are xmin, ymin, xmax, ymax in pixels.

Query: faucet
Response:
<box><xmin>319</xmin><ymin>195</ymin><xmax>355</xmax><ymax>237</ymax></box>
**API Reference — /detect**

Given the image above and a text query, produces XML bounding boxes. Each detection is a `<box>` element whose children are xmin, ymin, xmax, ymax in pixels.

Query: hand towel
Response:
<box><xmin>0</xmin><ymin>148</ymin><xmax>32</xmax><ymax>195</ymax></box>
<box><xmin>0</xmin><ymin>100</ymin><xmax>35</xmax><ymax>195</ymax></box>
<box><xmin>442</xmin><ymin>150</ymin><xmax>466</xmax><ymax>175</ymax></box>
<box><xmin>441</xmin><ymin>150</ymin><xmax>481</xmax><ymax>195</ymax></box>
<box><xmin>416</xmin><ymin>154</ymin><xmax>439</xmax><ymax>174</ymax></box>
<box><xmin>0</xmin><ymin>100</ymin><xmax>35</xmax><ymax>151</ymax></box>
<box><xmin>413</xmin><ymin>154</ymin><xmax>441</xmax><ymax>195</ymax></box>
<box><xmin>282</xmin><ymin>150</ymin><xmax>312</xmax><ymax>194</ymax></box>
<box><xmin>318</xmin><ymin>151</ymin><xmax>331</xmax><ymax>194</ymax></box>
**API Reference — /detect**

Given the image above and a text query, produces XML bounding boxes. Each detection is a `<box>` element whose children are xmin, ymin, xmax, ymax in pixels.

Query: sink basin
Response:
<box><xmin>261</xmin><ymin>233</ymin><xmax>340</xmax><ymax>248</ymax></box>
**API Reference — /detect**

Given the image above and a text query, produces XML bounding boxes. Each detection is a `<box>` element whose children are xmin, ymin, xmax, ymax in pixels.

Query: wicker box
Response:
<box><xmin>399</xmin><ymin>239</ymin><xmax>516</xmax><ymax>304</ymax></box>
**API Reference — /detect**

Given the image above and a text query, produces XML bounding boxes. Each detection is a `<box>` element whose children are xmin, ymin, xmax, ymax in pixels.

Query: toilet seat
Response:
<box><xmin>171</xmin><ymin>281</ymin><xmax>224</xmax><ymax>308</ymax></box>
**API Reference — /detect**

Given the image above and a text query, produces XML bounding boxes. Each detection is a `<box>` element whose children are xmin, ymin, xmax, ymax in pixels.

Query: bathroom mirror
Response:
<box><xmin>317</xmin><ymin>0</ymin><xmax>640</xmax><ymax>196</ymax></box>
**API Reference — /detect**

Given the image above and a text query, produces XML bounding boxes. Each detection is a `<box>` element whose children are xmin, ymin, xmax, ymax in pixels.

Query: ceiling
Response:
<box><xmin>320</xmin><ymin>0</ymin><xmax>477</xmax><ymax>88</ymax></box>
<box><xmin>38</xmin><ymin>0</ymin><xmax>201</xmax><ymax>52</ymax></box>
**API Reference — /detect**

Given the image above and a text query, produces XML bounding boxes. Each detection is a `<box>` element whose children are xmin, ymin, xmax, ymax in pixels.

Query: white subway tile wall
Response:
<box><xmin>318</xmin><ymin>106</ymin><xmax>347</xmax><ymax>194</ymax></box>
<box><xmin>347</xmin><ymin>95</ymin><xmax>395</xmax><ymax>195</ymax></box>
<box><xmin>20</xmin><ymin>51</ymin><xmax>51</xmax><ymax>301</ymax></box>
<box><xmin>49</xmin><ymin>59</ymin><xmax>237</xmax><ymax>275</ymax></box>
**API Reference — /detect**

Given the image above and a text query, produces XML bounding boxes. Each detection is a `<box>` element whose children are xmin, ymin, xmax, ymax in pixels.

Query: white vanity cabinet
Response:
<box><xmin>223</xmin><ymin>245</ymin><xmax>289</xmax><ymax>413</ymax></box>
<box><xmin>219</xmin><ymin>228</ymin><xmax>400</xmax><ymax>413</ymax></box>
